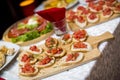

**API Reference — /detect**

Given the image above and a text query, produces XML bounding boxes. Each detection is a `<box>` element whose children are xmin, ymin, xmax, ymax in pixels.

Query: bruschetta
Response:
<box><xmin>87</xmin><ymin>12</ymin><xmax>99</xmax><ymax>23</ymax></box>
<box><xmin>101</xmin><ymin>8</ymin><xmax>113</xmax><ymax>18</ymax></box>
<box><xmin>60</xmin><ymin>52</ymin><xmax>84</xmax><ymax>65</ymax></box>
<box><xmin>45</xmin><ymin>37</ymin><xmax>58</xmax><ymax>48</ymax></box>
<box><xmin>46</xmin><ymin>47</ymin><xmax>66</xmax><ymax>57</ymax></box>
<box><xmin>19</xmin><ymin>63</ymin><xmax>39</xmax><ymax>76</ymax></box>
<box><xmin>74</xmin><ymin>16</ymin><xmax>87</xmax><ymax>28</ymax></box>
<box><xmin>72</xmin><ymin>29</ymin><xmax>87</xmax><ymax>42</ymax></box>
<box><xmin>27</xmin><ymin>45</ymin><xmax>43</xmax><ymax>54</ymax></box>
<box><xmin>17</xmin><ymin>51</ymin><xmax>37</xmax><ymax>65</ymax></box>
<box><xmin>71</xmin><ymin>42</ymin><xmax>92</xmax><ymax>52</ymax></box>
<box><xmin>35</xmin><ymin>55</ymin><xmax>55</xmax><ymax>68</ymax></box>
<box><xmin>113</xmin><ymin>3</ymin><xmax>120</xmax><ymax>14</ymax></box>
<box><xmin>66</xmin><ymin>10</ymin><xmax>76</xmax><ymax>22</ymax></box>
<box><xmin>61</xmin><ymin>33</ymin><xmax>72</xmax><ymax>45</ymax></box>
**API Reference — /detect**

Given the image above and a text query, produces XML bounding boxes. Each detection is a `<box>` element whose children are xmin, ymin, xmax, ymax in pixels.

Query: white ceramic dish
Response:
<box><xmin>0</xmin><ymin>41</ymin><xmax>20</xmax><ymax>71</ymax></box>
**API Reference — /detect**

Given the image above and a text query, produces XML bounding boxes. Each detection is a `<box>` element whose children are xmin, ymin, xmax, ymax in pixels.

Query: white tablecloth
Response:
<box><xmin>1</xmin><ymin>1</ymin><xmax>120</xmax><ymax>80</ymax></box>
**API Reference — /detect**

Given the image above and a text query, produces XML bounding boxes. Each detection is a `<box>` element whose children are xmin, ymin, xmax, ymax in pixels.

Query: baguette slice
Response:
<box><xmin>71</xmin><ymin>42</ymin><xmax>92</xmax><ymax>52</ymax></box>
<box><xmin>45</xmin><ymin>37</ymin><xmax>58</xmax><ymax>48</ymax></box>
<box><xmin>72</xmin><ymin>29</ymin><xmax>87</xmax><ymax>42</ymax></box>
<box><xmin>0</xmin><ymin>53</ymin><xmax>5</xmax><ymax>67</ymax></box>
<box><xmin>27</xmin><ymin>45</ymin><xmax>43</xmax><ymax>54</ymax></box>
<box><xmin>60</xmin><ymin>52</ymin><xmax>84</xmax><ymax>65</ymax></box>
<box><xmin>17</xmin><ymin>51</ymin><xmax>37</xmax><ymax>65</ymax></box>
<box><xmin>35</xmin><ymin>56</ymin><xmax>55</xmax><ymax>68</ymax></box>
<box><xmin>100</xmin><ymin>8</ymin><xmax>113</xmax><ymax>18</ymax></box>
<box><xmin>46</xmin><ymin>47</ymin><xmax>66</xmax><ymax>58</ymax></box>
<box><xmin>19</xmin><ymin>63</ymin><xmax>39</xmax><ymax>76</ymax></box>
<box><xmin>61</xmin><ymin>33</ymin><xmax>72</xmax><ymax>45</ymax></box>
<box><xmin>87</xmin><ymin>12</ymin><xmax>99</xmax><ymax>23</ymax></box>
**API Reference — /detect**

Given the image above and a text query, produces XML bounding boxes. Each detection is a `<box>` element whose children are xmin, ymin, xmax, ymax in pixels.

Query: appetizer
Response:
<box><xmin>35</xmin><ymin>54</ymin><xmax>55</xmax><ymax>68</ymax></box>
<box><xmin>87</xmin><ymin>12</ymin><xmax>99</xmax><ymax>23</ymax></box>
<box><xmin>19</xmin><ymin>63</ymin><xmax>39</xmax><ymax>76</ymax></box>
<box><xmin>74</xmin><ymin>15</ymin><xmax>87</xmax><ymax>28</ymax></box>
<box><xmin>46</xmin><ymin>47</ymin><xmax>66</xmax><ymax>57</ymax></box>
<box><xmin>101</xmin><ymin>8</ymin><xmax>113</xmax><ymax>18</ymax></box>
<box><xmin>45</xmin><ymin>37</ymin><xmax>58</xmax><ymax>48</ymax></box>
<box><xmin>113</xmin><ymin>3</ymin><xmax>120</xmax><ymax>14</ymax></box>
<box><xmin>71</xmin><ymin>42</ymin><xmax>92</xmax><ymax>52</ymax></box>
<box><xmin>72</xmin><ymin>29</ymin><xmax>87</xmax><ymax>42</ymax></box>
<box><xmin>17</xmin><ymin>52</ymin><xmax>37</xmax><ymax>65</ymax></box>
<box><xmin>27</xmin><ymin>45</ymin><xmax>43</xmax><ymax>54</ymax></box>
<box><xmin>0</xmin><ymin>52</ymin><xmax>5</xmax><ymax>67</ymax></box>
<box><xmin>61</xmin><ymin>52</ymin><xmax>84</xmax><ymax>65</ymax></box>
<box><xmin>61</xmin><ymin>33</ymin><xmax>72</xmax><ymax>45</ymax></box>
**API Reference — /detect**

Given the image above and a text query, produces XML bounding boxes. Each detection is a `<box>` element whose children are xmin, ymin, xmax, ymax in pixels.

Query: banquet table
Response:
<box><xmin>1</xmin><ymin>1</ymin><xmax>120</xmax><ymax>80</ymax></box>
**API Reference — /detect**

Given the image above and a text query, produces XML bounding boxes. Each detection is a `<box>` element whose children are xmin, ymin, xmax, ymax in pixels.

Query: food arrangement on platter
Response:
<box><xmin>17</xmin><ymin>29</ymin><xmax>114</xmax><ymax>79</ymax></box>
<box><xmin>2</xmin><ymin>14</ymin><xmax>54</xmax><ymax>46</ymax></box>
<box><xmin>43</xmin><ymin>0</ymin><xmax>78</xmax><ymax>9</ymax></box>
<box><xmin>0</xmin><ymin>41</ymin><xmax>20</xmax><ymax>71</ymax></box>
<box><xmin>66</xmin><ymin>0</ymin><xmax>120</xmax><ymax>31</ymax></box>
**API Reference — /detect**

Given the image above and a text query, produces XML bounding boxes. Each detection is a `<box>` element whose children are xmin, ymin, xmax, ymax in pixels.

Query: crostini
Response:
<box><xmin>60</xmin><ymin>52</ymin><xmax>84</xmax><ymax>65</ymax></box>
<box><xmin>71</xmin><ymin>41</ymin><xmax>92</xmax><ymax>52</ymax></box>
<box><xmin>45</xmin><ymin>37</ymin><xmax>58</xmax><ymax>48</ymax></box>
<box><xmin>87</xmin><ymin>12</ymin><xmax>99</xmax><ymax>23</ymax></box>
<box><xmin>101</xmin><ymin>8</ymin><xmax>113</xmax><ymax>18</ymax></box>
<box><xmin>72</xmin><ymin>29</ymin><xmax>87</xmax><ymax>42</ymax></box>
<box><xmin>61</xmin><ymin>33</ymin><xmax>72</xmax><ymax>45</ymax></box>
<box><xmin>27</xmin><ymin>45</ymin><xmax>43</xmax><ymax>54</ymax></box>
<box><xmin>35</xmin><ymin>54</ymin><xmax>55</xmax><ymax>68</ymax></box>
<box><xmin>19</xmin><ymin>63</ymin><xmax>39</xmax><ymax>76</ymax></box>
<box><xmin>17</xmin><ymin>51</ymin><xmax>37</xmax><ymax>65</ymax></box>
<box><xmin>46</xmin><ymin>47</ymin><xmax>66</xmax><ymax>57</ymax></box>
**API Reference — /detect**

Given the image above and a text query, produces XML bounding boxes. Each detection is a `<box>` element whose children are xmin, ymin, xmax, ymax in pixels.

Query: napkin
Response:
<box><xmin>35</xmin><ymin>7</ymin><xmax>66</xmax><ymax>22</ymax></box>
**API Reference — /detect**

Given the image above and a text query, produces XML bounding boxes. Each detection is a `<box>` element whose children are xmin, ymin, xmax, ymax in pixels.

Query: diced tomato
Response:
<box><xmin>77</xmin><ymin>16</ymin><xmax>85</xmax><ymax>23</ymax></box>
<box><xmin>95</xmin><ymin>5</ymin><xmax>103</xmax><ymax>11</ymax></box>
<box><xmin>89</xmin><ymin>13</ymin><xmax>97</xmax><ymax>20</ymax></box>
<box><xmin>66</xmin><ymin>53</ymin><xmax>79</xmax><ymax>62</ymax></box>
<box><xmin>103</xmin><ymin>8</ymin><xmax>111</xmax><ymax>16</ymax></box>
<box><xmin>73</xmin><ymin>29</ymin><xmax>86</xmax><ymax>40</ymax></box>
<box><xmin>88</xmin><ymin>2</ymin><xmax>95</xmax><ymax>7</ymax></box>
<box><xmin>39</xmin><ymin>56</ymin><xmax>52</xmax><ymax>65</ymax></box>
<box><xmin>81</xmin><ymin>9</ymin><xmax>90</xmax><ymax>15</ymax></box>
<box><xmin>77</xmin><ymin>6</ymin><xmax>86</xmax><ymax>11</ymax></box>
<box><xmin>115</xmin><ymin>4</ymin><xmax>120</xmax><ymax>11</ymax></box>
<box><xmin>66</xmin><ymin>10</ymin><xmax>77</xmax><ymax>21</ymax></box>
<box><xmin>21</xmin><ymin>63</ymin><xmax>35</xmax><ymax>73</ymax></box>
<box><xmin>45</xmin><ymin>37</ymin><xmax>55</xmax><ymax>48</ymax></box>
<box><xmin>73</xmin><ymin>42</ymin><xmax>87</xmax><ymax>48</ymax></box>
<box><xmin>47</xmin><ymin>48</ymin><xmax>63</xmax><ymax>54</ymax></box>
<box><xmin>29</xmin><ymin>45</ymin><xmax>40</xmax><ymax>52</ymax></box>
<box><xmin>98</xmin><ymin>1</ymin><xmax>105</xmax><ymax>5</ymax></box>
<box><xmin>21</xmin><ymin>54</ymin><xmax>30</xmax><ymax>62</ymax></box>
<box><xmin>62</xmin><ymin>34</ymin><xmax>70</xmax><ymax>41</ymax></box>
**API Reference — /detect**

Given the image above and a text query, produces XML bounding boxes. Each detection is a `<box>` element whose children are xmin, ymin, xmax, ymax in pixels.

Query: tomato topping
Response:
<box><xmin>73</xmin><ymin>42</ymin><xmax>87</xmax><ymax>48</ymax></box>
<box><xmin>47</xmin><ymin>48</ymin><xmax>63</xmax><ymax>54</ymax></box>
<box><xmin>77</xmin><ymin>16</ymin><xmax>85</xmax><ymax>23</ymax></box>
<box><xmin>115</xmin><ymin>4</ymin><xmax>120</xmax><ymax>11</ymax></box>
<box><xmin>94</xmin><ymin>5</ymin><xmax>103</xmax><ymax>11</ymax></box>
<box><xmin>73</xmin><ymin>29</ymin><xmax>86</xmax><ymax>40</ymax></box>
<box><xmin>98</xmin><ymin>1</ymin><xmax>105</xmax><ymax>5</ymax></box>
<box><xmin>21</xmin><ymin>54</ymin><xmax>30</xmax><ymax>62</ymax></box>
<box><xmin>67</xmin><ymin>10</ymin><xmax>77</xmax><ymax>21</ymax></box>
<box><xmin>62</xmin><ymin>34</ymin><xmax>70</xmax><ymax>41</ymax></box>
<box><xmin>77</xmin><ymin>6</ymin><xmax>86</xmax><ymax>11</ymax></box>
<box><xmin>88</xmin><ymin>2</ymin><xmax>95</xmax><ymax>7</ymax></box>
<box><xmin>45</xmin><ymin>37</ymin><xmax>56</xmax><ymax>48</ymax></box>
<box><xmin>103</xmin><ymin>8</ymin><xmax>111</xmax><ymax>16</ymax></box>
<box><xmin>29</xmin><ymin>45</ymin><xmax>40</xmax><ymax>52</ymax></box>
<box><xmin>21</xmin><ymin>63</ymin><xmax>35</xmax><ymax>73</ymax></box>
<box><xmin>81</xmin><ymin>9</ymin><xmax>90</xmax><ymax>15</ymax></box>
<box><xmin>39</xmin><ymin>56</ymin><xmax>52</xmax><ymax>65</ymax></box>
<box><xmin>66</xmin><ymin>53</ymin><xmax>79</xmax><ymax>62</ymax></box>
<box><xmin>89</xmin><ymin>13</ymin><xmax>97</xmax><ymax>20</ymax></box>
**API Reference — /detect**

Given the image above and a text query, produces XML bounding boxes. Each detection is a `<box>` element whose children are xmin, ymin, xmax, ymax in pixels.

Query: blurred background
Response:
<box><xmin>0</xmin><ymin>0</ymin><xmax>43</xmax><ymax>39</ymax></box>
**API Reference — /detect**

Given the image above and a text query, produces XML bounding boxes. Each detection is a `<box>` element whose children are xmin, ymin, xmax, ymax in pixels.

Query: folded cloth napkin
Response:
<box><xmin>35</xmin><ymin>7</ymin><xmax>66</xmax><ymax>22</ymax></box>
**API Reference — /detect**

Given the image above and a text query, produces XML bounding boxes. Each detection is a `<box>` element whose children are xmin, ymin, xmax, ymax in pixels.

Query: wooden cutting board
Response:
<box><xmin>19</xmin><ymin>32</ymin><xmax>114</xmax><ymax>80</ymax></box>
<box><xmin>68</xmin><ymin>12</ymin><xmax>120</xmax><ymax>31</ymax></box>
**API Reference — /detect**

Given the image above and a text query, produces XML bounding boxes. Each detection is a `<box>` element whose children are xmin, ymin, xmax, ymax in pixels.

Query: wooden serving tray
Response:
<box><xmin>68</xmin><ymin>13</ymin><xmax>120</xmax><ymax>31</ymax></box>
<box><xmin>19</xmin><ymin>32</ymin><xmax>114</xmax><ymax>80</ymax></box>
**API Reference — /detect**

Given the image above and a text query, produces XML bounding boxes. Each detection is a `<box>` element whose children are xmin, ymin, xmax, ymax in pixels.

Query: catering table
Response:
<box><xmin>1</xmin><ymin>1</ymin><xmax>120</xmax><ymax>80</ymax></box>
